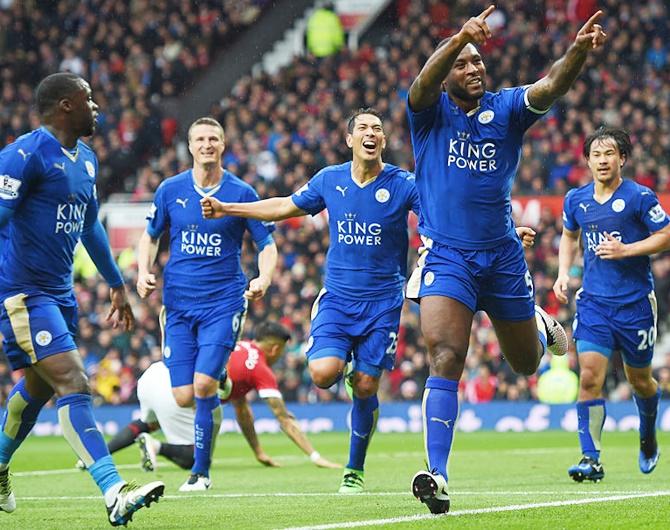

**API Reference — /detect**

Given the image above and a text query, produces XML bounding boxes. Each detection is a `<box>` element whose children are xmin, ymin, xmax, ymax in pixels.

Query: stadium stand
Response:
<box><xmin>1</xmin><ymin>0</ymin><xmax>669</xmax><ymax>407</ymax></box>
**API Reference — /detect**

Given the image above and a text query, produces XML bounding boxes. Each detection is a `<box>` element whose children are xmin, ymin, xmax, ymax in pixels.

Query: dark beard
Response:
<box><xmin>448</xmin><ymin>80</ymin><xmax>486</xmax><ymax>101</ymax></box>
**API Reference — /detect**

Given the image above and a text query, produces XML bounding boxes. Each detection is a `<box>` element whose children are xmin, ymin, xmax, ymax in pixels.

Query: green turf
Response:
<box><xmin>2</xmin><ymin>430</ymin><xmax>668</xmax><ymax>528</ymax></box>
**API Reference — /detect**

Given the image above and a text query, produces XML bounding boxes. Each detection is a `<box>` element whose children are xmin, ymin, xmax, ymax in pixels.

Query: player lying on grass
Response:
<box><xmin>79</xmin><ymin>323</ymin><xmax>339</xmax><ymax>474</ymax></box>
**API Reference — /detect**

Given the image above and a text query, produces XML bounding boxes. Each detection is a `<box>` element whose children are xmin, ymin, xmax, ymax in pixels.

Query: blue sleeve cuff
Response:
<box><xmin>255</xmin><ymin>234</ymin><xmax>274</xmax><ymax>251</ymax></box>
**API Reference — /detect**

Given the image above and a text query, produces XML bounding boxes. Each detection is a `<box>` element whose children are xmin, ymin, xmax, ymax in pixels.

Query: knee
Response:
<box><xmin>174</xmin><ymin>388</ymin><xmax>195</xmax><ymax>408</ymax></box>
<box><xmin>57</xmin><ymin>370</ymin><xmax>90</xmax><ymax>396</ymax></box>
<box><xmin>352</xmin><ymin>374</ymin><xmax>379</xmax><ymax>399</ymax></box>
<box><xmin>579</xmin><ymin>368</ymin><xmax>602</xmax><ymax>396</ymax></box>
<box><xmin>510</xmin><ymin>357</ymin><xmax>538</xmax><ymax>377</ymax></box>
<box><xmin>629</xmin><ymin>376</ymin><xmax>657</xmax><ymax>397</ymax></box>
<box><xmin>193</xmin><ymin>380</ymin><xmax>217</xmax><ymax>399</ymax></box>
<box><xmin>424</xmin><ymin>335</ymin><xmax>466</xmax><ymax>378</ymax></box>
<box><xmin>309</xmin><ymin>365</ymin><xmax>340</xmax><ymax>389</ymax></box>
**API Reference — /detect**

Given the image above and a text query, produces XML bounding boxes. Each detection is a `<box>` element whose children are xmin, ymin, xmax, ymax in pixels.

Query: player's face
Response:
<box><xmin>346</xmin><ymin>114</ymin><xmax>386</xmax><ymax>162</ymax></box>
<box><xmin>189</xmin><ymin>124</ymin><xmax>225</xmax><ymax>167</ymax></box>
<box><xmin>587</xmin><ymin>137</ymin><xmax>624</xmax><ymax>185</ymax></box>
<box><xmin>445</xmin><ymin>44</ymin><xmax>486</xmax><ymax>101</ymax></box>
<box><xmin>70</xmin><ymin>80</ymin><xmax>99</xmax><ymax>137</ymax></box>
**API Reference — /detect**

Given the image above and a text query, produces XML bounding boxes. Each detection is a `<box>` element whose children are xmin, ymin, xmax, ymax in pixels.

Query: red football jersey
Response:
<box><xmin>224</xmin><ymin>340</ymin><xmax>282</xmax><ymax>402</ymax></box>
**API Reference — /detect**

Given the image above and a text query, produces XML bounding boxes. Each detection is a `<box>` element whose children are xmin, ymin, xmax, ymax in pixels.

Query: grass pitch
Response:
<box><xmin>2</xmin><ymin>430</ymin><xmax>668</xmax><ymax>529</ymax></box>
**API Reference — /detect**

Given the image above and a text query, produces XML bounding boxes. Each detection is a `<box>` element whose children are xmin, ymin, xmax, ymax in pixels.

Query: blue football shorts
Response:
<box><xmin>406</xmin><ymin>236</ymin><xmax>535</xmax><ymax>321</ymax></box>
<box><xmin>305</xmin><ymin>289</ymin><xmax>403</xmax><ymax>378</ymax></box>
<box><xmin>574</xmin><ymin>291</ymin><xmax>657</xmax><ymax>368</ymax></box>
<box><xmin>0</xmin><ymin>292</ymin><xmax>78</xmax><ymax>370</ymax></box>
<box><xmin>161</xmin><ymin>301</ymin><xmax>247</xmax><ymax>387</ymax></box>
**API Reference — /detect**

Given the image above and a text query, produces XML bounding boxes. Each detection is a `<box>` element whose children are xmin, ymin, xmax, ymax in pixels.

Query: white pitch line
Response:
<box><xmin>280</xmin><ymin>491</ymin><xmax>670</xmax><ymax>530</ymax></box>
<box><xmin>10</xmin><ymin>447</ymin><xmax>578</xmax><ymax>477</ymax></box>
<box><xmin>14</xmin><ymin>490</ymin><xmax>665</xmax><ymax>501</ymax></box>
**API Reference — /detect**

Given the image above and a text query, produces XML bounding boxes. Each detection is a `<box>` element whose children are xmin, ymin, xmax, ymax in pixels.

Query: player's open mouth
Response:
<box><xmin>362</xmin><ymin>141</ymin><xmax>376</xmax><ymax>151</ymax></box>
<box><xmin>467</xmin><ymin>78</ymin><xmax>482</xmax><ymax>87</ymax></box>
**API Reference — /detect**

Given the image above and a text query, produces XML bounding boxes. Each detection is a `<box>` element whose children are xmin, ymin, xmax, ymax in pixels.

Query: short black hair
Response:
<box><xmin>35</xmin><ymin>72</ymin><xmax>84</xmax><ymax>116</ymax></box>
<box><xmin>583</xmin><ymin>126</ymin><xmax>632</xmax><ymax>160</ymax></box>
<box><xmin>347</xmin><ymin>107</ymin><xmax>383</xmax><ymax>134</ymax></box>
<box><xmin>255</xmin><ymin>322</ymin><xmax>291</xmax><ymax>343</ymax></box>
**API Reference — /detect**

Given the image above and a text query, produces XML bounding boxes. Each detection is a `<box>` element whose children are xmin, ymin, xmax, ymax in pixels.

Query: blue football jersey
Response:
<box><xmin>563</xmin><ymin>180</ymin><xmax>670</xmax><ymax>304</ymax></box>
<box><xmin>407</xmin><ymin>87</ymin><xmax>547</xmax><ymax>249</ymax></box>
<box><xmin>0</xmin><ymin>127</ymin><xmax>100</xmax><ymax>299</ymax></box>
<box><xmin>291</xmin><ymin>162</ymin><xmax>420</xmax><ymax>300</ymax></box>
<box><xmin>147</xmin><ymin>169</ymin><xmax>274</xmax><ymax>310</ymax></box>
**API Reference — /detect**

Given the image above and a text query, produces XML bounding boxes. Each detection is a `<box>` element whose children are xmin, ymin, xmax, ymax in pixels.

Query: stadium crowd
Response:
<box><xmin>1</xmin><ymin>0</ymin><xmax>670</xmax><ymax>407</ymax></box>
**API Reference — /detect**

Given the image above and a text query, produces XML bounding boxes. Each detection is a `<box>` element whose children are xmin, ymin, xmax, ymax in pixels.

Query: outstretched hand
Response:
<box><xmin>201</xmin><ymin>196</ymin><xmax>227</xmax><ymax>219</ymax></box>
<box><xmin>457</xmin><ymin>5</ymin><xmax>495</xmax><ymax>45</ymax></box>
<box><xmin>256</xmin><ymin>451</ymin><xmax>280</xmax><ymax>467</ymax></box>
<box><xmin>574</xmin><ymin>10</ymin><xmax>607</xmax><ymax>51</ymax></box>
<box><xmin>313</xmin><ymin>456</ymin><xmax>342</xmax><ymax>469</ymax></box>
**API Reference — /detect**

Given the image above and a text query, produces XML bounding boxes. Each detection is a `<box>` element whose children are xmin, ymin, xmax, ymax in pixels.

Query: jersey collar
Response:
<box><xmin>40</xmin><ymin>126</ymin><xmax>80</xmax><ymax>161</ymax></box>
<box><xmin>191</xmin><ymin>169</ymin><xmax>223</xmax><ymax>198</ymax></box>
<box><xmin>349</xmin><ymin>162</ymin><xmax>386</xmax><ymax>189</ymax></box>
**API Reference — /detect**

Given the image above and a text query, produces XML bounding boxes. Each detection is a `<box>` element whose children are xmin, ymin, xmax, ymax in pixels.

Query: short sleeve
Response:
<box><xmin>638</xmin><ymin>188</ymin><xmax>670</xmax><ymax>233</ymax></box>
<box><xmin>562</xmin><ymin>189</ymin><xmax>578</xmax><ymax>232</ymax></box>
<box><xmin>291</xmin><ymin>170</ymin><xmax>326</xmax><ymax>215</ymax></box>
<box><xmin>507</xmin><ymin>86</ymin><xmax>550</xmax><ymax>133</ymax></box>
<box><xmin>252</xmin><ymin>360</ymin><xmax>282</xmax><ymax>399</ymax></box>
<box><xmin>0</xmin><ymin>143</ymin><xmax>38</xmax><ymax>210</ymax></box>
<box><xmin>146</xmin><ymin>182</ymin><xmax>168</xmax><ymax>238</ymax></box>
<box><xmin>406</xmin><ymin>93</ymin><xmax>443</xmax><ymax>149</ymax></box>
<box><xmin>242</xmin><ymin>186</ymin><xmax>276</xmax><ymax>245</ymax></box>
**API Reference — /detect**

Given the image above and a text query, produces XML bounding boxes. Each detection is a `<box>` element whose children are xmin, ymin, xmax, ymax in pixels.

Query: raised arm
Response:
<box><xmin>409</xmin><ymin>5</ymin><xmax>494</xmax><ymax>112</ymax></box>
<box><xmin>201</xmin><ymin>196</ymin><xmax>305</xmax><ymax>222</ymax></box>
<box><xmin>265</xmin><ymin>396</ymin><xmax>341</xmax><ymax>469</ymax></box>
<box><xmin>136</xmin><ymin>230</ymin><xmax>160</xmax><ymax>299</ymax></box>
<box><xmin>553</xmin><ymin>227</ymin><xmax>581</xmax><ymax>304</ymax></box>
<box><xmin>232</xmin><ymin>398</ymin><xmax>279</xmax><ymax>467</ymax></box>
<box><xmin>527</xmin><ymin>11</ymin><xmax>607</xmax><ymax>111</ymax></box>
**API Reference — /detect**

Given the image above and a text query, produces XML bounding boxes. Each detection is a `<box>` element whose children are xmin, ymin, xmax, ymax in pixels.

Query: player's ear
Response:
<box><xmin>346</xmin><ymin>133</ymin><xmax>353</xmax><ymax>149</ymax></box>
<box><xmin>59</xmin><ymin>97</ymin><xmax>73</xmax><ymax>113</ymax></box>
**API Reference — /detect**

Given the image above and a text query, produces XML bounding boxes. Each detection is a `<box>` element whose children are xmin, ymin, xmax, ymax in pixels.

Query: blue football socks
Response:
<box><xmin>423</xmin><ymin>376</ymin><xmax>459</xmax><ymax>481</ymax></box>
<box><xmin>346</xmin><ymin>394</ymin><xmax>379</xmax><ymax>471</ymax></box>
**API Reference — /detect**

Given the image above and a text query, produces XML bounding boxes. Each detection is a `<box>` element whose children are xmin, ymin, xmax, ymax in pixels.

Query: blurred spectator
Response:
<box><xmin>306</xmin><ymin>2</ymin><xmax>345</xmax><ymax>58</ymax></box>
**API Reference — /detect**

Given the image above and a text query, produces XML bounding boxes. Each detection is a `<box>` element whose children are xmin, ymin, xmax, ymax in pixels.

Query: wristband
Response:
<box><xmin>309</xmin><ymin>451</ymin><xmax>321</xmax><ymax>463</ymax></box>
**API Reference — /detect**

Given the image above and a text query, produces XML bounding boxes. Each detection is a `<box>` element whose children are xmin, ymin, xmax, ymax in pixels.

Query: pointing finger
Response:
<box><xmin>477</xmin><ymin>5</ymin><xmax>495</xmax><ymax>20</ymax></box>
<box><xmin>581</xmin><ymin>10</ymin><xmax>603</xmax><ymax>31</ymax></box>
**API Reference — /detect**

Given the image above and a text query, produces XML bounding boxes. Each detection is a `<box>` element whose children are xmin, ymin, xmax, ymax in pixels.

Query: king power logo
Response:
<box><xmin>181</xmin><ymin>230</ymin><xmax>222</xmax><ymax>256</ymax></box>
<box><xmin>448</xmin><ymin>132</ymin><xmax>498</xmax><ymax>172</ymax></box>
<box><xmin>55</xmin><ymin>202</ymin><xmax>87</xmax><ymax>234</ymax></box>
<box><xmin>337</xmin><ymin>213</ymin><xmax>382</xmax><ymax>246</ymax></box>
<box><xmin>586</xmin><ymin>230</ymin><xmax>621</xmax><ymax>253</ymax></box>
